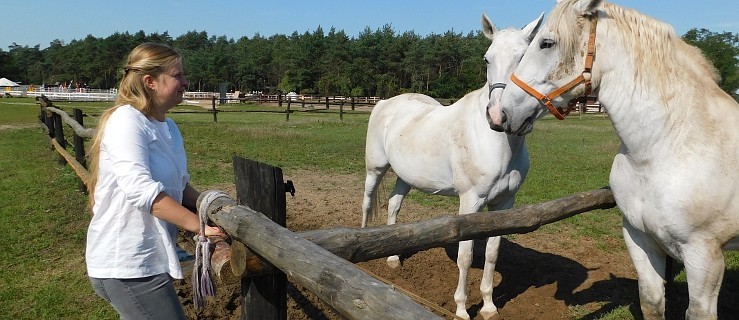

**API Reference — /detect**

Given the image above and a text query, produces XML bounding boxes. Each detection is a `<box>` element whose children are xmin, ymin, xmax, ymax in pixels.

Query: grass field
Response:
<box><xmin>0</xmin><ymin>97</ymin><xmax>736</xmax><ymax>319</ymax></box>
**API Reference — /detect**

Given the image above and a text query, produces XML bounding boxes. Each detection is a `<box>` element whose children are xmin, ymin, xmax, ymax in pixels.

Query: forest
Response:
<box><xmin>1</xmin><ymin>26</ymin><xmax>737</xmax><ymax>99</ymax></box>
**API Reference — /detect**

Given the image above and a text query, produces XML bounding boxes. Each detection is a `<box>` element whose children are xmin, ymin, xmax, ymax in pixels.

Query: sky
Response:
<box><xmin>1</xmin><ymin>0</ymin><xmax>737</xmax><ymax>50</ymax></box>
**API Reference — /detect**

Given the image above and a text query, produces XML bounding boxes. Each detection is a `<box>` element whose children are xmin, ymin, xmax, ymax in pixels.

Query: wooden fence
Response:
<box><xmin>187</xmin><ymin>93</ymin><xmax>458</xmax><ymax>123</ymax></box>
<box><xmin>200</xmin><ymin>94</ymin><xmax>377</xmax><ymax>123</ymax></box>
<box><xmin>37</xmin><ymin>95</ymin><xmax>618</xmax><ymax>319</ymax></box>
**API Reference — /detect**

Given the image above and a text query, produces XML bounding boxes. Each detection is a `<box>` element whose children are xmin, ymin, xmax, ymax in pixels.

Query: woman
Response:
<box><xmin>85</xmin><ymin>42</ymin><xmax>224</xmax><ymax>319</ymax></box>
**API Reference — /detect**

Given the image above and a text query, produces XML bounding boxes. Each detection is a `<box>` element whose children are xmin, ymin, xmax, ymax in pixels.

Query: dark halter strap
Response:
<box><xmin>488</xmin><ymin>82</ymin><xmax>507</xmax><ymax>98</ymax></box>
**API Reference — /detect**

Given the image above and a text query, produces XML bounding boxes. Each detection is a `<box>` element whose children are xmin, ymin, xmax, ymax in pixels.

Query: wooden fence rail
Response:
<box><xmin>204</xmin><ymin>187</ymin><xmax>616</xmax><ymax>276</ymax></box>
<box><xmin>38</xmin><ymin>98</ymin><xmax>95</xmax><ymax>138</ymax></box>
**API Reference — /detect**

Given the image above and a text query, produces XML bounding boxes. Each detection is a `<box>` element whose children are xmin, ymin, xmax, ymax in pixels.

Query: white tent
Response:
<box><xmin>0</xmin><ymin>77</ymin><xmax>20</xmax><ymax>87</ymax></box>
<box><xmin>286</xmin><ymin>91</ymin><xmax>300</xmax><ymax>101</ymax></box>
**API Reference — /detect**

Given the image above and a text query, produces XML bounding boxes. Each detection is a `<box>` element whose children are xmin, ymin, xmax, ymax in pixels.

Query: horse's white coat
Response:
<box><xmin>361</xmin><ymin>13</ymin><xmax>543</xmax><ymax>320</ymax></box>
<box><xmin>496</xmin><ymin>1</ymin><xmax>739</xmax><ymax>319</ymax></box>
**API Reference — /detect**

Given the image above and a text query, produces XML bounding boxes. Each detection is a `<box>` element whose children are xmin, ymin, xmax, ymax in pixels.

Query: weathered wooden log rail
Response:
<box><xmin>203</xmin><ymin>187</ymin><xmax>616</xmax><ymax>277</ymax></box>
<box><xmin>38</xmin><ymin>98</ymin><xmax>95</xmax><ymax>138</ymax></box>
<box><xmin>200</xmin><ymin>187</ymin><xmax>444</xmax><ymax>319</ymax></box>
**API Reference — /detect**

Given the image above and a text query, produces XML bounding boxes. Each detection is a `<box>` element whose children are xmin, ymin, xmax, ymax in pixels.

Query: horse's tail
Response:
<box><xmin>372</xmin><ymin>178</ymin><xmax>389</xmax><ymax>223</ymax></box>
<box><xmin>362</xmin><ymin>173</ymin><xmax>389</xmax><ymax>227</ymax></box>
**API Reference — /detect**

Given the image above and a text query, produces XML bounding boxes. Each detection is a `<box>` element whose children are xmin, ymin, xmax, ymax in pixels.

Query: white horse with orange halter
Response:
<box><xmin>492</xmin><ymin>0</ymin><xmax>739</xmax><ymax>319</ymax></box>
<box><xmin>361</xmin><ymin>12</ymin><xmax>544</xmax><ymax>320</ymax></box>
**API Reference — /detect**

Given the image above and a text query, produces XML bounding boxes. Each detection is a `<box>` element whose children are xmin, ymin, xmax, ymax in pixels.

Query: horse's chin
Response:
<box><xmin>509</xmin><ymin>116</ymin><xmax>535</xmax><ymax>136</ymax></box>
<box><xmin>489</xmin><ymin>123</ymin><xmax>505</xmax><ymax>132</ymax></box>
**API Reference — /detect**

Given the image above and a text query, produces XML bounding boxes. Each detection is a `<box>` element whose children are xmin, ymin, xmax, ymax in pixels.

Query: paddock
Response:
<box><xmin>16</xmin><ymin>96</ymin><xmax>739</xmax><ymax>319</ymax></box>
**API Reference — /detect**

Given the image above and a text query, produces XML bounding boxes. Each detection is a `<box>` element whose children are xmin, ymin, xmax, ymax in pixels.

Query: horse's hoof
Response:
<box><xmin>455</xmin><ymin>309</ymin><xmax>471</xmax><ymax>320</ymax></box>
<box><xmin>386</xmin><ymin>256</ymin><xmax>401</xmax><ymax>269</ymax></box>
<box><xmin>480</xmin><ymin>309</ymin><xmax>501</xmax><ymax>320</ymax></box>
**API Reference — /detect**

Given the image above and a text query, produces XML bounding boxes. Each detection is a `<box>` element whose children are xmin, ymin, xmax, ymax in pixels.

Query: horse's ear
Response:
<box><xmin>481</xmin><ymin>13</ymin><xmax>496</xmax><ymax>40</ymax></box>
<box><xmin>522</xmin><ymin>12</ymin><xmax>545</xmax><ymax>42</ymax></box>
<box><xmin>572</xmin><ymin>0</ymin><xmax>603</xmax><ymax>15</ymax></box>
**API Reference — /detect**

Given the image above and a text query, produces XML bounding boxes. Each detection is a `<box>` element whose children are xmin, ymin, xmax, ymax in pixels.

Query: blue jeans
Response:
<box><xmin>90</xmin><ymin>273</ymin><xmax>186</xmax><ymax>320</ymax></box>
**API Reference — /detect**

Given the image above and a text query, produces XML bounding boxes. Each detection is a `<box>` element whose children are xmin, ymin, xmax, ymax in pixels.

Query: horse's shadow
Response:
<box><xmin>662</xmin><ymin>261</ymin><xmax>739</xmax><ymax>320</ymax></box>
<box><xmin>286</xmin><ymin>237</ymin><xmax>739</xmax><ymax>319</ymax></box>
<box><xmin>441</xmin><ymin>238</ymin><xmax>639</xmax><ymax>319</ymax></box>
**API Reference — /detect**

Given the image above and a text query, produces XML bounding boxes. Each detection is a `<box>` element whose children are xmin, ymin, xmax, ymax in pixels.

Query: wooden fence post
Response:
<box><xmin>339</xmin><ymin>99</ymin><xmax>344</xmax><ymax>121</ymax></box>
<box><xmin>73</xmin><ymin>108</ymin><xmax>87</xmax><ymax>192</ymax></box>
<box><xmin>46</xmin><ymin>111</ymin><xmax>55</xmax><ymax>139</ymax></box>
<box><xmin>38</xmin><ymin>96</ymin><xmax>55</xmax><ymax>139</ymax></box>
<box><xmin>325</xmin><ymin>96</ymin><xmax>329</xmax><ymax>109</ymax></box>
<box><xmin>53</xmin><ymin>113</ymin><xmax>67</xmax><ymax>166</ymax></box>
<box><xmin>211</xmin><ymin>95</ymin><xmax>218</xmax><ymax>123</ymax></box>
<box><xmin>39</xmin><ymin>105</ymin><xmax>54</xmax><ymax>138</ymax></box>
<box><xmin>233</xmin><ymin>156</ymin><xmax>288</xmax><ymax>320</ymax></box>
<box><xmin>351</xmin><ymin>96</ymin><xmax>355</xmax><ymax>111</ymax></box>
<box><xmin>285</xmin><ymin>99</ymin><xmax>291</xmax><ymax>122</ymax></box>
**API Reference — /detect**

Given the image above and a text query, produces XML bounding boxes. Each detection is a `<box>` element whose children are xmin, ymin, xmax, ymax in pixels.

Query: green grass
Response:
<box><xmin>1</xmin><ymin>97</ymin><xmax>737</xmax><ymax>319</ymax></box>
<box><xmin>0</xmin><ymin>123</ymin><xmax>117</xmax><ymax>318</ymax></box>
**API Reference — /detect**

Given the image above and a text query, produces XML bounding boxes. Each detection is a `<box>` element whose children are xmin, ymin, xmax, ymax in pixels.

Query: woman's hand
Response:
<box><xmin>203</xmin><ymin>225</ymin><xmax>226</xmax><ymax>238</ymax></box>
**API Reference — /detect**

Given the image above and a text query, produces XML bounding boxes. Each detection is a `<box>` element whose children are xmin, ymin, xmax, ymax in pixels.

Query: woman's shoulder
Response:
<box><xmin>110</xmin><ymin>104</ymin><xmax>146</xmax><ymax>121</ymax></box>
<box><xmin>106</xmin><ymin>105</ymin><xmax>156</xmax><ymax>136</ymax></box>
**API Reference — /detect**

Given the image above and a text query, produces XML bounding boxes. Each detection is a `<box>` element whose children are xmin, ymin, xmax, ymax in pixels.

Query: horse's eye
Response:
<box><xmin>540</xmin><ymin>39</ymin><xmax>555</xmax><ymax>49</ymax></box>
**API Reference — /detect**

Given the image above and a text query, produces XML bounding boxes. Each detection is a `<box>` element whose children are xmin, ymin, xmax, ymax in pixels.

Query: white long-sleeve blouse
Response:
<box><xmin>86</xmin><ymin>105</ymin><xmax>189</xmax><ymax>279</ymax></box>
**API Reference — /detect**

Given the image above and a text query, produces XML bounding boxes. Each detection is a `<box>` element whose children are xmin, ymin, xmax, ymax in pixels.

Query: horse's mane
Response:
<box><xmin>548</xmin><ymin>0</ymin><xmax>720</xmax><ymax>98</ymax></box>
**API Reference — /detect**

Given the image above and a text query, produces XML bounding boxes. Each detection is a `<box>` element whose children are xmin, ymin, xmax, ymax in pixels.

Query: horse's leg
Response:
<box><xmin>454</xmin><ymin>194</ymin><xmax>489</xmax><ymax>320</ymax></box>
<box><xmin>623</xmin><ymin>220</ymin><xmax>667</xmax><ymax>320</ymax></box>
<box><xmin>478</xmin><ymin>235</ymin><xmax>502</xmax><ymax>320</ymax></box>
<box><xmin>385</xmin><ymin>178</ymin><xmax>411</xmax><ymax>268</ymax></box>
<box><xmin>682</xmin><ymin>240</ymin><xmax>723</xmax><ymax>320</ymax></box>
<box><xmin>453</xmin><ymin>237</ymin><xmax>474</xmax><ymax>320</ymax></box>
<box><xmin>477</xmin><ymin>198</ymin><xmax>514</xmax><ymax>320</ymax></box>
<box><xmin>361</xmin><ymin>164</ymin><xmax>389</xmax><ymax>228</ymax></box>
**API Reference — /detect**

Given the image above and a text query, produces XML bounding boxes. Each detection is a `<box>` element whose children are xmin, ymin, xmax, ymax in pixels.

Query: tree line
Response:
<box><xmin>0</xmin><ymin>26</ymin><xmax>736</xmax><ymax>99</ymax></box>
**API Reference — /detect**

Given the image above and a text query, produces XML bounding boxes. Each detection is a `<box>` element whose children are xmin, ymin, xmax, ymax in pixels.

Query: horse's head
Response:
<box><xmin>492</xmin><ymin>0</ymin><xmax>603</xmax><ymax>135</ymax></box>
<box><xmin>483</xmin><ymin>12</ymin><xmax>544</xmax><ymax>129</ymax></box>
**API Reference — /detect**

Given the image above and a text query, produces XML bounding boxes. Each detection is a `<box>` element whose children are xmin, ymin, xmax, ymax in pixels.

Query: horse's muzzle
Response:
<box><xmin>487</xmin><ymin>108</ymin><xmax>508</xmax><ymax>132</ymax></box>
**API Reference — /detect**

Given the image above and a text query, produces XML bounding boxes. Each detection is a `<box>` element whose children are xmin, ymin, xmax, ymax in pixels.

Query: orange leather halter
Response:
<box><xmin>510</xmin><ymin>16</ymin><xmax>598</xmax><ymax>120</ymax></box>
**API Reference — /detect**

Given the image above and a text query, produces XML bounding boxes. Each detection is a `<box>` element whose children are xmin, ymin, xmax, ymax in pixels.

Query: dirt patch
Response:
<box><xmin>174</xmin><ymin>170</ymin><xmax>653</xmax><ymax>319</ymax></box>
<box><xmin>0</xmin><ymin>124</ymin><xmax>39</xmax><ymax>131</ymax></box>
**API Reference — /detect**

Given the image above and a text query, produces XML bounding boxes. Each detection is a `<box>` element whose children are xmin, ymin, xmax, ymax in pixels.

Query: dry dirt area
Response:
<box><xmin>0</xmin><ymin>124</ymin><xmax>39</xmax><ymax>131</ymax></box>
<box><xmin>174</xmin><ymin>170</ymin><xmax>735</xmax><ymax>320</ymax></box>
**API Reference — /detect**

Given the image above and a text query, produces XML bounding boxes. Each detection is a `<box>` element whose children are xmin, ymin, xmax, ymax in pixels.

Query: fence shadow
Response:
<box><xmin>287</xmin><ymin>283</ymin><xmax>334</xmax><ymax>320</ymax></box>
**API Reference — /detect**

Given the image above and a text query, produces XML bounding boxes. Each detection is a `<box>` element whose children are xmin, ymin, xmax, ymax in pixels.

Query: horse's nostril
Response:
<box><xmin>501</xmin><ymin>111</ymin><xmax>508</xmax><ymax>124</ymax></box>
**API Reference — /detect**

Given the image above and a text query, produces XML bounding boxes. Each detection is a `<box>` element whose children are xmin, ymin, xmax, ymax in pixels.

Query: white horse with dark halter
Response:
<box><xmin>491</xmin><ymin>0</ymin><xmax>739</xmax><ymax>319</ymax></box>
<box><xmin>361</xmin><ymin>12</ymin><xmax>544</xmax><ymax>320</ymax></box>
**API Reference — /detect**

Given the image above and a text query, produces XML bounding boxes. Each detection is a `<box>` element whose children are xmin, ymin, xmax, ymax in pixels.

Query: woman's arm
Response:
<box><xmin>151</xmin><ymin>192</ymin><xmax>223</xmax><ymax>236</ymax></box>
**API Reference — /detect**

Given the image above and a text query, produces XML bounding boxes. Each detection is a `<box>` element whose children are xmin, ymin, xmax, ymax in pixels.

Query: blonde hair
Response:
<box><xmin>87</xmin><ymin>43</ymin><xmax>182</xmax><ymax>210</ymax></box>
